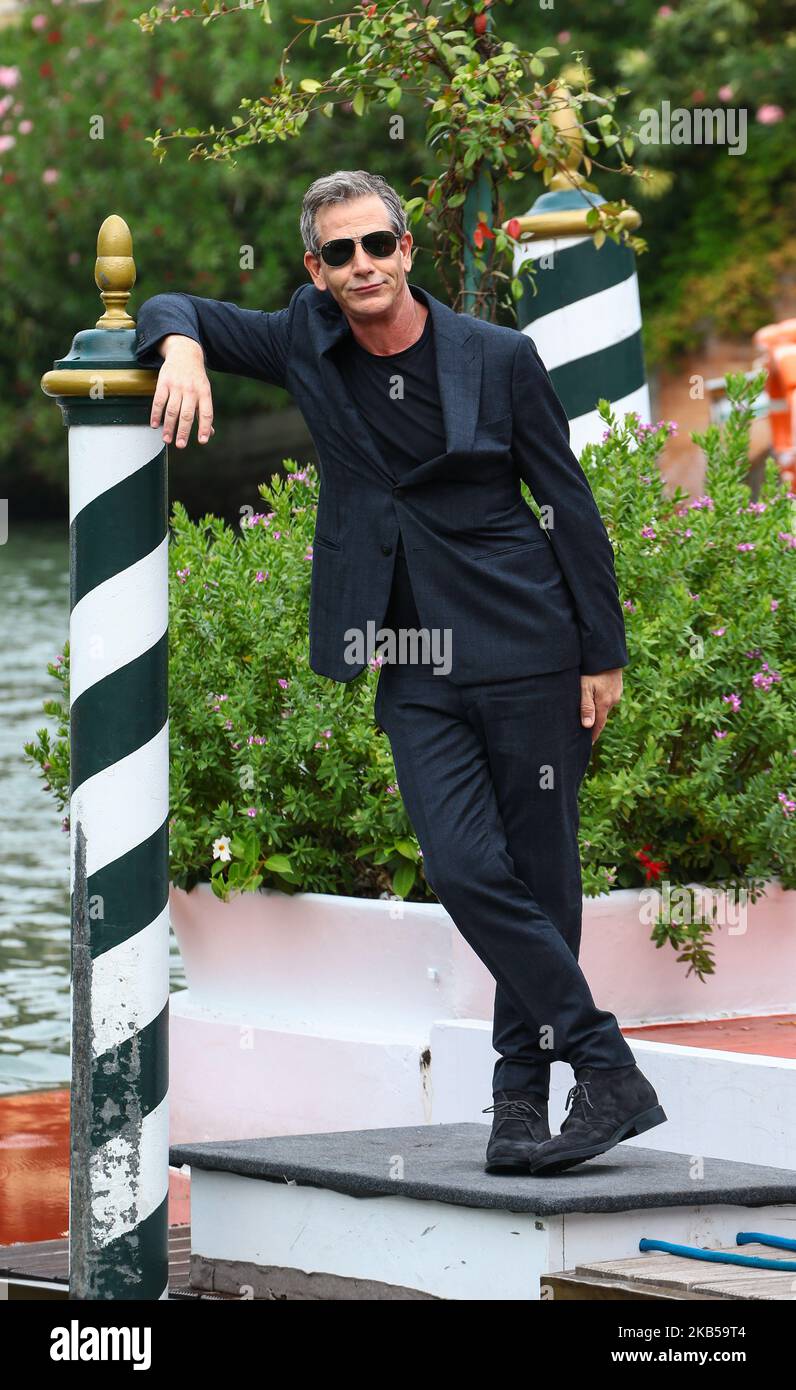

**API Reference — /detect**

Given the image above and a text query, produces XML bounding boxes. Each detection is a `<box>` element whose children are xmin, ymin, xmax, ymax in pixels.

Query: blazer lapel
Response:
<box><xmin>309</xmin><ymin>282</ymin><xmax>482</xmax><ymax>487</ymax></box>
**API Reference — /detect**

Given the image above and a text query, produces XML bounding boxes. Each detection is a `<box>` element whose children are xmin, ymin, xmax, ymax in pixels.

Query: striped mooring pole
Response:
<box><xmin>41</xmin><ymin>215</ymin><xmax>170</xmax><ymax>1300</ymax></box>
<box><xmin>504</xmin><ymin>86</ymin><xmax>652</xmax><ymax>457</ymax></box>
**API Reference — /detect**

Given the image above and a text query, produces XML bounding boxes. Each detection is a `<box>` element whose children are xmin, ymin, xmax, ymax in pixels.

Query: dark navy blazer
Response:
<box><xmin>134</xmin><ymin>280</ymin><xmax>629</xmax><ymax>683</ymax></box>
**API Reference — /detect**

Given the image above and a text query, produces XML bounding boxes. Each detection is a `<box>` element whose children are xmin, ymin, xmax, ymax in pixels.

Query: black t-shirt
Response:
<box><xmin>333</xmin><ymin>303</ymin><xmax>446</xmax><ymax>632</ymax></box>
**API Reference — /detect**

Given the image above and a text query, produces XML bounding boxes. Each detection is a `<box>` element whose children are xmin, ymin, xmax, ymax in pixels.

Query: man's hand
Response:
<box><xmin>149</xmin><ymin>334</ymin><xmax>215</xmax><ymax>448</ymax></box>
<box><xmin>580</xmin><ymin>668</ymin><xmax>623</xmax><ymax>743</ymax></box>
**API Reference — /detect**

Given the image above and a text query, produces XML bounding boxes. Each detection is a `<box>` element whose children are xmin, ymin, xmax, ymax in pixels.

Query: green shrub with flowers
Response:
<box><xmin>575</xmin><ymin>368</ymin><xmax>796</xmax><ymax>974</ymax></box>
<box><xmin>24</xmin><ymin>371</ymin><xmax>796</xmax><ymax>978</ymax></box>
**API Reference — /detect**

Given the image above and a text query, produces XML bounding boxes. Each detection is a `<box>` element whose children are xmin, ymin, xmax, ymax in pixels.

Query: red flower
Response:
<box><xmin>46</xmin><ymin>29</ymin><xmax>62</xmax><ymax>43</ymax></box>
<box><xmin>472</xmin><ymin>221</ymin><xmax>495</xmax><ymax>250</ymax></box>
<box><xmin>39</xmin><ymin>61</ymin><xmax>54</xmax><ymax>77</ymax></box>
<box><xmin>635</xmin><ymin>844</ymin><xmax>669</xmax><ymax>882</ymax></box>
<box><xmin>506</xmin><ymin>217</ymin><xmax>521</xmax><ymax>239</ymax></box>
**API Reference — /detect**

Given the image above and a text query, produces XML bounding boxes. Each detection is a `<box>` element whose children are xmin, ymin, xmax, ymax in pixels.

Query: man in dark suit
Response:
<box><xmin>134</xmin><ymin>168</ymin><xmax>666</xmax><ymax>1176</ymax></box>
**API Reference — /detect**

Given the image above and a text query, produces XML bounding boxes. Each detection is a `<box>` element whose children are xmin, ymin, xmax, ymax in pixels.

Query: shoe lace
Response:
<box><xmin>482</xmin><ymin>1098</ymin><xmax>544</xmax><ymax>1120</ymax></box>
<box><xmin>564</xmin><ymin>1080</ymin><xmax>594</xmax><ymax>1120</ymax></box>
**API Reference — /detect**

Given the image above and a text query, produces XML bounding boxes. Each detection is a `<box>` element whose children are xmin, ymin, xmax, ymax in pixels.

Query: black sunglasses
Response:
<box><xmin>319</xmin><ymin>229</ymin><xmax>400</xmax><ymax>268</ymax></box>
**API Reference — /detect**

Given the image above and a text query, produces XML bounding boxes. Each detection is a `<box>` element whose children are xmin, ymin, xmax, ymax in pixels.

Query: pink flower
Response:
<box><xmin>278</xmin><ymin>677</ymin><xmax>289</xmax><ymax>688</ymax></box>
<box><xmin>18</xmin><ymin>119</ymin><xmax>33</xmax><ymax>133</ymax></box>
<box><xmin>778</xmin><ymin>793</ymin><xmax>796</xmax><ymax>816</ymax></box>
<box><xmin>42</xmin><ymin>167</ymin><xmax>59</xmax><ymax>184</ymax></box>
<box><xmin>0</xmin><ymin>134</ymin><xmax>16</xmax><ymax>152</ymax></box>
<box><xmin>0</xmin><ymin>95</ymin><xmax>12</xmax><ymax>116</ymax></box>
<box><xmin>752</xmin><ymin>666</ymin><xmax>782</xmax><ymax>691</ymax></box>
<box><xmin>0</xmin><ymin>67</ymin><xmax>21</xmax><ymax>89</ymax></box>
<box><xmin>246</xmin><ymin>807</ymin><xmax>258</xmax><ymax>817</ymax></box>
<box><xmin>711</xmin><ymin>627</ymin><xmax>726</xmax><ymax>636</ymax></box>
<box><xmin>771</xmin><ymin>599</ymin><xmax>779</xmax><ymax>611</ymax></box>
<box><xmin>736</xmin><ymin>542</ymin><xmax>755</xmax><ymax>551</ymax></box>
<box><xmin>254</xmin><ymin>570</ymin><xmax>266</xmax><ymax>582</ymax></box>
<box><xmin>722</xmin><ymin>693</ymin><xmax>741</xmax><ymax>712</ymax></box>
<box><xmin>641</xmin><ymin>525</ymin><xmax>656</xmax><ymax>538</ymax></box>
<box><xmin>657</xmin><ymin>5</ymin><xmax>673</xmax><ymax>14</ymax></box>
<box><xmin>718</xmin><ymin>84</ymin><xmax>734</xmax><ymax>102</ymax></box>
<box><xmin>31</xmin><ymin>13</ymin><xmax>48</xmax><ymax>29</ymax></box>
<box><xmin>176</xmin><ymin>566</ymin><xmax>190</xmax><ymax>582</ymax></box>
<box><xmin>557</xmin><ymin>30</ymin><xmax>571</xmax><ymax>41</ymax></box>
<box><xmin>714</xmin><ymin>729</ymin><xmax>728</xmax><ymax>739</ymax></box>
<box><xmin>756</xmin><ymin>105</ymin><xmax>785</xmax><ymax>125</ymax></box>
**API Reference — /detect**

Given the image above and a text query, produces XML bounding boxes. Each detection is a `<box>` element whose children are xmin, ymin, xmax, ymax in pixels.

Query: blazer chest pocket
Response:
<box><xmin>313</xmin><ymin>532</ymin><xmax>342</xmax><ymax>552</ymax></box>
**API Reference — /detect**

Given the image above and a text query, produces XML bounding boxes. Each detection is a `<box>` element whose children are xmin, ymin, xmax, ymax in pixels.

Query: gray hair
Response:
<box><xmin>299</xmin><ymin>169</ymin><xmax>407</xmax><ymax>259</ymax></box>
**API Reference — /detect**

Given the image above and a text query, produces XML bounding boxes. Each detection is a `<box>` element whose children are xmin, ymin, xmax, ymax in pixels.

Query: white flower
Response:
<box><xmin>212</xmin><ymin>835</ymin><xmax>231</xmax><ymax>862</ymax></box>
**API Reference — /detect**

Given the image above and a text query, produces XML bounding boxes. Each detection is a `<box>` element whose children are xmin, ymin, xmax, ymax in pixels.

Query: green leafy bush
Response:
<box><xmin>575</xmin><ymin>369</ymin><xmax>796</xmax><ymax>972</ymax></box>
<box><xmin>24</xmin><ymin>373</ymin><xmax>796</xmax><ymax>976</ymax></box>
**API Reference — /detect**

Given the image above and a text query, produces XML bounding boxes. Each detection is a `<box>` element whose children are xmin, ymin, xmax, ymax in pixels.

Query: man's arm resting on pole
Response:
<box><xmin>510</xmin><ymin>332</ymin><xmax>629</xmax><ymax>738</ymax></box>
<box><xmin>134</xmin><ymin>291</ymin><xmax>295</xmax><ymax>446</ymax></box>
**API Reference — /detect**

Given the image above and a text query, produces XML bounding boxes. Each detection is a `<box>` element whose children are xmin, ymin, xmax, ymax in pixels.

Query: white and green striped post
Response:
<box><xmin>506</xmin><ymin>87</ymin><xmax>651</xmax><ymax>455</ymax></box>
<box><xmin>41</xmin><ymin>215</ymin><xmax>170</xmax><ymax>1300</ymax></box>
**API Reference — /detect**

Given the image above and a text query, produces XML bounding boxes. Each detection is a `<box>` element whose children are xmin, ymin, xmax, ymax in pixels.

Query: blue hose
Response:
<box><xmin>639</xmin><ymin>1231</ymin><xmax>796</xmax><ymax>1271</ymax></box>
<box><xmin>737</xmin><ymin>1231</ymin><xmax>796</xmax><ymax>1251</ymax></box>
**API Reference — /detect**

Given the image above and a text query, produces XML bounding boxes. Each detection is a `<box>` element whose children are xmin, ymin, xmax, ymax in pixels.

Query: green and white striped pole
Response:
<box><xmin>41</xmin><ymin>215</ymin><xmax>170</xmax><ymax>1300</ymax></box>
<box><xmin>506</xmin><ymin>87</ymin><xmax>651</xmax><ymax>455</ymax></box>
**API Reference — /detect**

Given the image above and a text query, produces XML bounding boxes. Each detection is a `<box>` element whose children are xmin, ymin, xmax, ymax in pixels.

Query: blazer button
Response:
<box><xmin>381</xmin><ymin>543</ymin><xmax>393</xmax><ymax>556</ymax></box>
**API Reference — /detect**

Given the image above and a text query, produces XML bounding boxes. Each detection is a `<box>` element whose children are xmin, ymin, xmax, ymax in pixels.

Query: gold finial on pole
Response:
<box><xmin>546</xmin><ymin>84</ymin><xmax>586</xmax><ymax>191</ymax></box>
<box><xmin>94</xmin><ymin>214</ymin><xmax>137</xmax><ymax>330</ymax></box>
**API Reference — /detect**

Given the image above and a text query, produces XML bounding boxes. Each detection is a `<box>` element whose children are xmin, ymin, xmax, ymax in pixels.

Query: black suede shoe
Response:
<box><xmin>527</xmin><ymin>1063</ymin><xmax>667</xmax><ymax>1176</ymax></box>
<box><xmin>482</xmin><ymin>1089</ymin><xmax>551</xmax><ymax>1173</ymax></box>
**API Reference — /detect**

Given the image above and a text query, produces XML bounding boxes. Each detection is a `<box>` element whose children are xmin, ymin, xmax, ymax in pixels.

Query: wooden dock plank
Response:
<box><xmin>557</xmin><ymin>1241</ymin><xmax>796</xmax><ymax>1300</ymax></box>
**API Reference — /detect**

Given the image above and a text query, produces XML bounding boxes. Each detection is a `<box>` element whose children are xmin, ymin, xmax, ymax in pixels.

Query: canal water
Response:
<box><xmin>0</xmin><ymin>521</ymin><xmax>184</xmax><ymax>1096</ymax></box>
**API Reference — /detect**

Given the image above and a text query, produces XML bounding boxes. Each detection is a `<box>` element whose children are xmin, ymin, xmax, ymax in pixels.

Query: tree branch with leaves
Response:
<box><xmin>134</xmin><ymin>0</ymin><xmax>645</xmax><ymax>317</ymax></box>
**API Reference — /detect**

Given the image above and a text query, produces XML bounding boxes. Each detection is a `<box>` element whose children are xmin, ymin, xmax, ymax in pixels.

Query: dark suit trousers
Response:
<box><xmin>373</xmin><ymin>551</ymin><xmax>636</xmax><ymax>1100</ymax></box>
